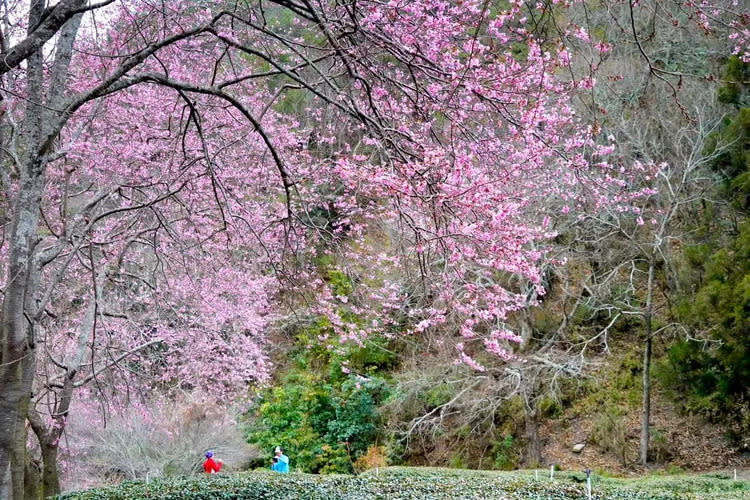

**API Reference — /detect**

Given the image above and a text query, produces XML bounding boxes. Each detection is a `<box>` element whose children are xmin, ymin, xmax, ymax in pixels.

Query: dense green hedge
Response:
<box><xmin>56</xmin><ymin>467</ymin><xmax>749</xmax><ymax>499</ymax></box>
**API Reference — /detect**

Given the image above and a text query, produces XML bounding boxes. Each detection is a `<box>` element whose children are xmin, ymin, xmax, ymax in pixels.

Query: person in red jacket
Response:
<box><xmin>203</xmin><ymin>451</ymin><xmax>222</xmax><ymax>474</ymax></box>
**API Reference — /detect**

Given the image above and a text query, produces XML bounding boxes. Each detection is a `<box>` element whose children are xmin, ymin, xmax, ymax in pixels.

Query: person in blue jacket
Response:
<box><xmin>273</xmin><ymin>446</ymin><xmax>289</xmax><ymax>473</ymax></box>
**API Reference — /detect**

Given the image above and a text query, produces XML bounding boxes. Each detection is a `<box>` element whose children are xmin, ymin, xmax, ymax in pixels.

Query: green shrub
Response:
<box><xmin>717</xmin><ymin>56</ymin><xmax>750</xmax><ymax>105</ymax></box>
<box><xmin>538</xmin><ymin>395</ymin><xmax>563</xmax><ymax>419</ymax></box>
<box><xmin>56</xmin><ymin>467</ymin><xmax>750</xmax><ymax>499</ymax></box>
<box><xmin>247</xmin><ymin>374</ymin><xmax>388</xmax><ymax>474</ymax></box>
<box><xmin>704</xmin><ymin>105</ymin><xmax>750</xmax><ymax>207</ymax></box>
<box><xmin>247</xmin><ymin>308</ymin><xmax>392</xmax><ymax>475</ymax></box>
<box><xmin>491</xmin><ymin>435</ymin><xmax>519</xmax><ymax>470</ymax></box>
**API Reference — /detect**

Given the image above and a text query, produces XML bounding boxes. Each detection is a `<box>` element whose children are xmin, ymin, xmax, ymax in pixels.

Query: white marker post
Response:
<box><xmin>550</xmin><ymin>465</ymin><xmax>554</xmax><ymax>480</ymax></box>
<box><xmin>585</xmin><ymin>469</ymin><xmax>592</xmax><ymax>500</ymax></box>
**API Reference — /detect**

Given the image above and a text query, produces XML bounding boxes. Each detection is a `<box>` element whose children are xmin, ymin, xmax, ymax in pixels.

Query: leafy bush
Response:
<box><xmin>537</xmin><ymin>395</ymin><xmax>563</xmax><ymax>419</ymax></box>
<box><xmin>56</xmin><ymin>467</ymin><xmax>750</xmax><ymax>499</ymax></box>
<box><xmin>246</xmin><ymin>366</ymin><xmax>389</xmax><ymax>473</ymax></box>
<box><xmin>492</xmin><ymin>435</ymin><xmax>519</xmax><ymax>470</ymax></box>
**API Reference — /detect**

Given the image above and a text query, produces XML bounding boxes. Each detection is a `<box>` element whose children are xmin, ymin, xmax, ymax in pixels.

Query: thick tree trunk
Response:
<box><xmin>0</xmin><ymin>169</ymin><xmax>46</xmax><ymax>498</ymax></box>
<box><xmin>524</xmin><ymin>409</ymin><xmax>542</xmax><ymax>467</ymax></box>
<box><xmin>41</xmin><ymin>445</ymin><xmax>60</xmax><ymax>497</ymax></box>
<box><xmin>1</xmin><ymin>1</ymin><xmax>48</xmax><ymax>492</ymax></box>
<box><xmin>0</xmin><ymin>364</ymin><xmax>25</xmax><ymax>498</ymax></box>
<box><xmin>0</xmin><ymin>267</ymin><xmax>34</xmax><ymax>499</ymax></box>
<box><xmin>28</xmin><ymin>413</ymin><xmax>53</xmax><ymax>499</ymax></box>
<box><xmin>28</xmin><ymin>356</ymin><xmax>83</xmax><ymax>499</ymax></box>
<box><xmin>11</xmin><ymin>347</ymin><xmax>36</xmax><ymax>499</ymax></box>
<box><xmin>10</xmin><ymin>401</ymin><xmax>26</xmax><ymax>499</ymax></box>
<box><xmin>24</xmin><ymin>457</ymin><xmax>41</xmax><ymax>500</ymax></box>
<box><xmin>0</xmin><ymin>464</ymin><xmax>9</xmax><ymax>500</ymax></box>
<box><xmin>520</xmin><ymin>367</ymin><xmax>542</xmax><ymax>467</ymax></box>
<box><xmin>0</xmin><ymin>290</ymin><xmax>33</xmax><ymax>497</ymax></box>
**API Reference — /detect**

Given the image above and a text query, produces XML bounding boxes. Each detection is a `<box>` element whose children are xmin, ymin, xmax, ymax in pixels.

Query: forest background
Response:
<box><xmin>0</xmin><ymin>0</ymin><xmax>748</xmax><ymax>498</ymax></box>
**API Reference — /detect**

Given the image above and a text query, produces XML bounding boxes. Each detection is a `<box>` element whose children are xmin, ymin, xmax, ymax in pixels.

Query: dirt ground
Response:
<box><xmin>539</xmin><ymin>389</ymin><xmax>750</xmax><ymax>476</ymax></box>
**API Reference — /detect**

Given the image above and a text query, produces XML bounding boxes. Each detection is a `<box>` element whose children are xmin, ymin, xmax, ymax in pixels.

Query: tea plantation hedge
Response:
<box><xmin>56</xmin><ymin>467</ymin><xmax>750</xmax><ymax>499</ymax></box>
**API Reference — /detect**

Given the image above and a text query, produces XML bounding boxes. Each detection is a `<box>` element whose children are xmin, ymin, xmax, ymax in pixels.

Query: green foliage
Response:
<box><xmin>346</xmin><ymin>337</ymin><xmax>399</xmax><ymax>374</ymax></box>
<box><xmin>327</xmin><ymin>378</ymin><xmax>388</xmax><ymax>455</ymax></box>
<box><xmin>510</xmin><ymin>41</ymin><xmax>529</xmax><ymax>62</ymax></box>
<box><xmin>683</xmin><ymin>243</ymin><xmax>712</xmax><ymax>268</ymax></box>
<box><xmin>704</xmin><ymin>59</ymin><xmax>750</xmax><ymax>209</ymax></box>
<box><xmin>666</xmin><ymin>464</ymin><xmax>685</xmax><ymax>475</ymax></box>
<box><xmin>56</xmin><ymin>467</ymin><xmax>750</xmax><ymax>499</ymax></box>
<box><xmin>422</xmin><ymin>382</ymin><xmax>453</xmax><ymax>408</ymax></box>
<box><xmin>701</xmin><ymin>56</ymin><xmax>750</xmax><ymax>214</ymax></box>
<box><xmin>247</xmin><ymin>372</ymin><xmax>389</xmax><ymax>474</ymax></box>
<box><xmin>538</xmin><ymin>395</ymin><xmax>563</xmax><ymax>419</ymax></box>
<box><xmin>657</xmin><ymin>56</ymin><xmax>750</xmax><ymax>448</ymax></box>
<box><xmin>707</xmin><ymin>108</ymin><xmax>750</xmax><ymax>183</ymax></box>
<box><xmin>325</xmin><ymin>267</ymin><xmax>353</xmax><ymax>298</ymax></box>
<box><xmin>613</xmin><ymin>351</ymin><xmax>641</xmax><ymax>394</ymax></box>
<box><xmin>272</xmin><ymin>88</ymin><xmax>308</xmax><ymax>115</ymax></box>
<box><xmin>292</xmin><ymin>316</ymin><xmax>335</xmax><ymax>367</ymax></box>
<box><xmin>491</xmin><ymin>435</ymin><xmax>519</xmax><ymax>470</ymax></box>
<box><xmin>659</xmin><ymin>220</ymin><xmax>750</xmax><ymax>448</ymax></box>
<box><xmin>447</xmin><ymin>452</ymin><xmax>467</xmax><ymax>469</ymax></box>
<box><xmin>717</xmin><ymin>56</ymin><xmax>750</xmax><ymax>105</ymax></box>
<box><xmin>576</xmin><ymin>347</ymin><xmax>643</xmax><ymax>422</ymax></box>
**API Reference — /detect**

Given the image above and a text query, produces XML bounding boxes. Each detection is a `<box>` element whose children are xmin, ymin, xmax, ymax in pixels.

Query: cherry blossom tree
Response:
<box><xmin>0</xmin><ymin>0</ymin><xmax>746</xmax><ymax>497</ymax></box>
<box><xmin>0</xmin><ymin>1</ymin><xmax>580</xmax><ymax>493</ymax></box>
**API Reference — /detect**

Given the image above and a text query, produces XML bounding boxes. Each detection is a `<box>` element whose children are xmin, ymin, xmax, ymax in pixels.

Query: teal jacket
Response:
<box><xmin>273</xmin><ymin>454</ymin><xmax>289</xmax><ymax>473</ymax></box>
